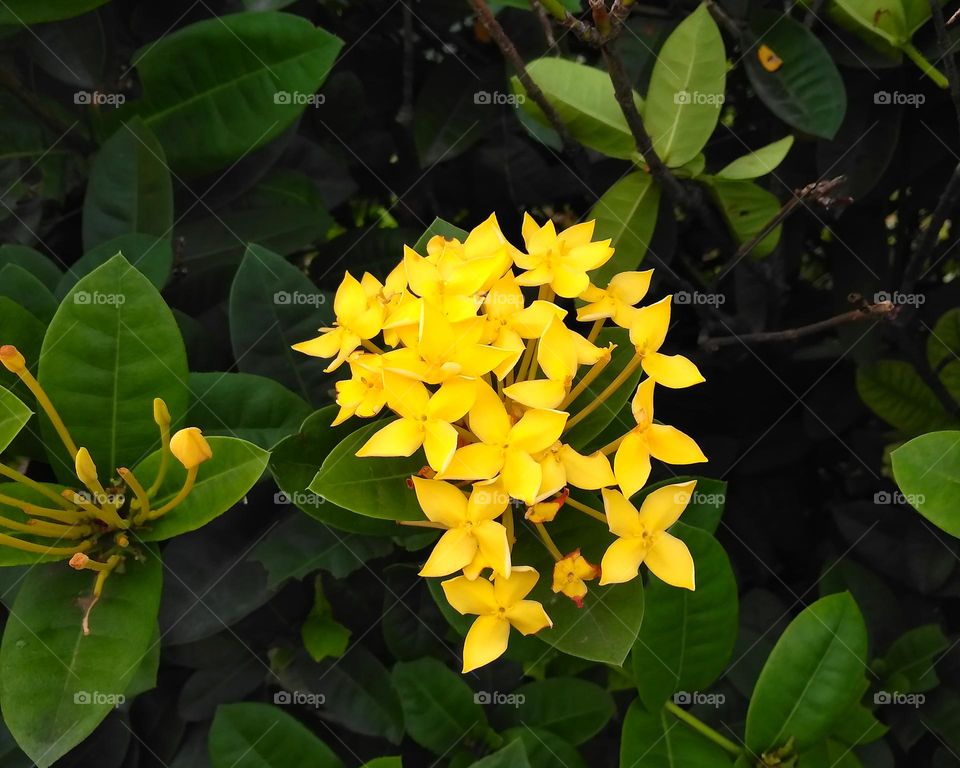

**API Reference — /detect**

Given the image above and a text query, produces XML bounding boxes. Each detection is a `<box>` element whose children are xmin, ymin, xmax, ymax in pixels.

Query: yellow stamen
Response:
<box><xmin>147</xmin><ymin>398</ymin><xmax>172</xmax><ymax>497</ymax></box>
<box><xmin>25</xmin><ymin>518</ymin><xmax>91</xmax><ymax>540</ymax></box>
<box><xmin>144</xmin><ymin>465</ymin><xmax>198</xmax><ymax>521</ymax></box>
<box><xmin>0</xmin><ymin>345</ymin><xmax>78</xmax><ymax>459</ymax></box>
<box><xmin>69</xmin><ymin>552</ymin><xmax>115</xmax><ymax>572</ymax></box>
<box><xmin>0</xmin><ymin>532</ymin><xmax>92</xmax><ymax>556</ymax></box>
<box><xmin>0</xmin><ymin>464</ymin><xmax>77</xmax><ymax>509</ymax></box>
<box><xmin>564</xmin><ymin>497</ymin><xmax>607</xmax><ymax>523</ymax></box>
<box><xmin>564</xmin><ymin>355</ymin><xmax>643</xmax><ymax>432</ymax></box>
<box><xmin>118</xmin><ymin>467</ymin><xmax>150</xmax><ymax>519</ymax></box>
<box><xmin>534</xmin><ymin>522</ymin><xmax>563</xmax><ymax>561</ymax></box>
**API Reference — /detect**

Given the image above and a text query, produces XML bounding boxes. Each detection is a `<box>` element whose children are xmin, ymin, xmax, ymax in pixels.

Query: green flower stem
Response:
<box><xmin>663</xmin><ymin>701</ymin><xmax>742</xmax><ymax>757</ymax></box>
<box><xmin>902</xmin><ymin>43</ymin><xmax>948</xmax><ymax>88</ymax></box>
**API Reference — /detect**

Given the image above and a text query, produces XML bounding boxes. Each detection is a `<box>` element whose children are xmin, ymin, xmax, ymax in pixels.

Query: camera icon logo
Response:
<box><xmin>74</xmin><ymin>291</ymin><xmax>91</xmax><ymax>304</ymax></box>
<box><xmin>674</xmin><ymin>90</ymin><xmax>691</xmax><ymax>105</ymax></box>
<box><xmin>274</xmin><ymin>91</ymin><xmax>292</xmax><ymax>105</ymax></box>
<box><xmin>74</xmin><ymin>691</ymin><xmax>91</xmax><ymax>704</ymax></box>
<box><xmin>474</xmin><ymin>91</ymin><xmax>492</xmax><ymax>105</ymax></box>
<box><xmin>274</xmin><ymin>291</ymin><xmax>291</xmax><ymax>305</ymax></box>
<box><xmin>874</xmin><ymin>691</ymin><xmax>892</xmax><ymax>705</ymax></box>
<box><xmin>273</xmin><ymin>691</ymin><xmax>292</xmax><ymax>705</ymax></box>
<box><xmin>674</xmin><ymin>691</ymin><xmax>692</xmax><ymax>705</ymax></box>
<box><xmin>874</xmin><ymin>91</ymin><xmax>891</xmax><ymax>105</ymax></box>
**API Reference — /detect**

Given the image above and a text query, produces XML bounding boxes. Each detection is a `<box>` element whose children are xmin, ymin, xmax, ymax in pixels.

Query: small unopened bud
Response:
<box><xmin>169</xmin><ymin>427</ymin><xmax>212</xmax><ymax>469</ymax></box>
<box><xmin>153</xmin><ymin>398</ymin><xmax>170</xmax><ymax>428</ymax></box>
<box><xmin>75</xmin><ymin>448</ymin><xmax>99</xmax><ymax>487</ymax></box>
<box><xmin>69</xmin><ymin>553</ymin><xmax>89</xmax><ymax>570</ymax></box>
<box><xmin>0</xmin><ymin>345</ymin><xmax>25</xmax><ymax>373</ymax></box>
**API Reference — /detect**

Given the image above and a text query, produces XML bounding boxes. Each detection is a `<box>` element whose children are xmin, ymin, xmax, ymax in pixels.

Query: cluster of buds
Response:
<box><xmin>295</xmin><ymin>214</ymin><xmax>707</xmax><ymax>672</ymax></box>
<box><xmin>0</xmin><ymin>345</ymin><xmax>212</xmax><ymax>631</ymax></box>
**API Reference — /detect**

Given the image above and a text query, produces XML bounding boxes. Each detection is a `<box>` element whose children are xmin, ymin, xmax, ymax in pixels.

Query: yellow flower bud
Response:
<box><xmin>169</xmin><ymin>428</ymin><xmax>212</xmax><ymax>469</ymax></box>
<box><xmin>75</xmin><ymin>447</ymin><xmax>99</xmax><ymax>487</ymax></box>
<box><xmin>153</xmin><ymin>398</ymin><xmax>170</xmax><ymax>428</ymax></box>
<box><xmin>0</xmin><ymin>345</ymin><xmax>25</xmax><ymax>373</ymax></box>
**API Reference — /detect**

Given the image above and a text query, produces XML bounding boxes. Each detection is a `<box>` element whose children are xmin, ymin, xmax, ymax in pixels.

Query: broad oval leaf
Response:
<box><xmin>56</xmin><ymin>234</ymin><xmax>173</xmax><ymax>297</ymax></box>
<box><xmin>891</xmin><ymin>430</ymin><xmax>960</xmax><ymax>538</ymax></box>
<box><xmin>745</xmin><ymin>592</ymin><xmax>868</xmax><ymax>754</ymax></box>
<box><xmin>0</xmin><ymin>547</ymin><xmax>162</xmax><ymax>768</ymax></box>
<box><xmin>0</xmin><ymin>386</ymin><xmax>30</xmax><ymax>453</ymax></box>
<box><xmin>114</xmin><ymin>13</ymin><xmax>343</xmax><ymax>174</ymax></box>
<box><xmin>589</xmin><ymin>171</ymin><xmax>661</xmax><ymax>286</ymax></box>
<box><xmin>620</xmin><ymin>700</ymin><xmax>735</xmax><ymax>767</ymax></box>
<box><xmin>134</xmin><ymin>436</ymin><xmax>269</xmax><ymax>542</ymax></box>
<box><xmin>38</xmin><ymin>254</ymin><xmax>189</xmax><ymax>477</ymax></box>
<box><xmin>0</xmin><ymin>265</ymin><xmax>57</xmax><ymax>323</ymax></box>
<box><xmin>644</xmin><ymin>3</ymin><xmax>726</xmax><ymax>168</ymax></box>
<box><xmin>498</xmin><ymin>678</ymin><xmax>615</xmax><ymax>745</ymax></box>
<box><xmin>470</xmin><ymin>741</ymin><xmax>531</xmax><ymax>768</ymax></box>
<box><xmin>716</xmin><ymin>136</ymin><xmax>795</xmax><ymax>180</ymax></box>
<box><xmin>857</xmin><ymin>360</ymin><xmax>960</xmax><ymax>435</ymax></box>
<box><xmin>209</xmin><ymin>702</ymin><xmax>343</xmax><ymax>768</ymax></box>
<box><xmin>0</xmin><ymin>244</ymin><xmax>62</xmax><ymax>291</ymax></box>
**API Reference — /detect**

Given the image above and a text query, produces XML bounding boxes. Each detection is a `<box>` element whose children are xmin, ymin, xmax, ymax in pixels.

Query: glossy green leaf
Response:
<box><xmin>745</xmin><ymin>592</ymin><xmax>868</xmax><ymax>754</ymax></box>
<box><xmin>880</xmin><ymin>624</ymin><xmax>949</xmax><ymax>693</ymax></box>
<box><xmin>116</xmin><ymin>13</ymin><xmax>343</xmax><ymax>174</ymax></box>
<box><xmin>716</xmin><ymin>136</ymin><xmax>795</xmax><ymax>180</ymax></box>
<box><xmin>0</xmin><ymin>387</ymin><xmax>31</xmax><ymax>453</ymax></box>
<box><xmin>469</xmin><ymin>741</ymin><xmax>530</xmax><ymax>768</ymax></box>
<box><xmin>0</xmin><ymin>0</ymin><xmax>108</xmax><ymax>25</ymax></box>
<box><xmin>821</xmin><ymin>0</ymin><xmax>908</xmax><ymax>50</ymax></box>
<box><xmin>644</xmin><ymin>3</ymin><xmax>725</xmax><ymax>167</ymax></box>
<box><xmin>301</xmin><ymin>576</ymin><xmax>350</xmax><ymax>662</ymax></box>
<box><xmin>187</xmin><ymin>371</ymin><xmax>311</xmax><ymax>449</ymax></box>
<box><xmin>502</xmin><ymin>727</ymin><xmax>586</xmax><ymax>768</ymax></box>
<box><xmin>209</xmin><ymin>702</ymin><xmax>343</xmax><ymax>768</ymax></box>
<box><xmin>391</xmin><ymin>659</ymin><xmax>490</xmax><ymax>755</ymax></box>
<box><xmin>927</xmin><ymin>307</ymin><xmax>960</xmax><ymax>401</ymax></box>
<box><xmin>706</xmin><ymin>178</ymin><xmax>781</xmax><ymax>258</ymax></box>
<box><xmin>498</xmin><ymin>678</ymin><xmax>614</xmax><ymax>745</ymax></box>
<box><xmin>514</xmin><ymin>58</ymin><xmax>639</xmax><ymax>159</ymax></box>
<box><xmin>38</xmin><ymin>254</ymin><xmax>189</xmax><ymax>476</ymax></box>
<box><xmin>620</xmin><ymin>700</ymin><xmax>735</xmax><ymax>767</ymax></box>
<box><xmin>56</xmin><ymin>234</ymin><xmax>173</xmax><ymax>297</ymax></box>
<box><xmin>0</xmin><ymin>265</ymin><xmax>57</xmax><ymax>324</ymax></box>
<box><xmin>633</xmin><ymin>523</ymin><xmax>738</xmax><ymax>709</ymax></box>
<box><xmin>309</xmin><ymin>420</ymin><xmax>425</xmax><ymax>522</ymax></box>
<box><xmin>0</xmin><ymin>245</ymin><xmax>62</xmax><ymax>291</ymax></box>
<box><xmin>589</xmin><ymin>171</ymin><xmax>661</xmax><ymax>287</ymax></box>
<box><xmin>891</xmin><ymin>430</ymin><xmax>960</xmax><ymax>537</ymax></box>
<box><xmin>81</xmin><ymin>118</ymin><xmax>173</xmax><ymax>250</ymax></box>
<box><xmin>0</xmin><ymin>297</ymin><xmax>45</xmax><ymax>398</ymax></box>
<box><xmin>0</xmin><ymin>548</ymin><xmax>162</xmax><ymax>767</ymax></box>
<box><xmin>857</xmin><ymin>360</ymin><xmax>960</xmax><ymax>435</ymax></box>
<box><xmin>744</xmin><ymin>12</ymin><xmax>847</xmax><ymax>139</ymax></box>
<box><xmin>229</xmin><ymin>244</ymin><xmax>332</xmax><ymax>405</ymax></box>
<box><xmin>0</xmin><ymin>482</ymin><xmax>76</xmax><ymax>566</ymax></box>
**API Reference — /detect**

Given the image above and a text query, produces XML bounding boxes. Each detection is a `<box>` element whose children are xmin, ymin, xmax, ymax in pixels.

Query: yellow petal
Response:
<box><xmin>411</xmin><ymin>477</ymin><xmax>468</xmax><ymax>527</ymax></box>
<box><xmin>512</xmin><ymin>300</ymin><xmax>564</xmax><ymax>337</ymax></box>
<box><xmin>466</xmin><ymin>480</ymin><xmax>510</xmax><ymax>522</ymax></box>
<box><xmin>423</xmin><ymin>420</ymin><xmax>459</xmax><ymax>473</ymax></box>
<box><xmin>631</xmin><ymin>377</ymin><xmax>655</xmax><ymax>428</ymax></box>
<box><xmin>404</xmin><ymin>246</ymin><xmax>440</xmax><ymax>298</ymax></box>
<box><xmin>419</xmin><ymin>528</ymin><xmax>478</xmax><ymax>577</ymax></box>
<box><xmin>628</xmin><ymin>296</ymin><xmax>671</xmax><ymax>354</ymax></box>
<box><xmin>525</xmin><ymin>216</ymin><xmax>556</xmax><ymax>253</ymax></box>
<box><xmin>575</xmin><ymin>297</ymin><xmax>613</xmax><ymax>323</ymax></box>
<box><xmin>494</xmin><ymin>565</ymin><xmax>539</xmax><ymax>605</ymax></box>
<box><xmin>601</xmin><ymin>488</ymin><xmax>642</xmax><ymax>538</ymax></box>
<box><xmin>462</xmin><ymin>615</ymin><xmax>510</xmax><ymax>673</ymax></box>
<box><xmin>637</xmin><ymin>480</ymin><xmax>697</xmax><ymax>532</ymax></box>
<box><xmin>458</xmin><ymin>344</ymin><xmax>514</xmax><ymax>380</ymax></box>
<box><xmin>521</xmin><ymin>212</ymin><xmax>541</xmax><ymax>246</ymax></box>
<box><xmin>442</xmin><ymin>574</ymin><xmax>497</xmax><ymax>614</ymax></box>
<box><xmin>558</xmin><ymin>220</ymin><xmax>595</xmax><ymax>248</ymax></box>
<box><xmin>504</xmin><ymin>379</ymin><xmax>567</xmax><ymax>410</ymax></box>
<box><xmin>484</xmin><ymin>272</ymin><xmax>524</xmax><ymax>320</ymax></box>
<box><xmin>473</xmin><ymin>520</ymin><xmax>511</xmax><ymax>577</ymax></box>
<box><xmin>613</xmin><ymin>432</ymin><xmax>651</xmax><ymax>499</ymax></box>
<box><xmin>468</xmin><ymin>381</ymin><xmax>512</xmax><ymax>444</ymax></box>
<box><xmin>536</xmin><ymin>452</ymin><xmax>566</xmax><ymax>501</ymax></box>
<box><xmin>567</xmin><ymin>239</ymin><xmax>613</xmax><ymax>271</ymax></box>
<box><xmin>505</xmin><ymin>600</ymin><xmax>552</xmax><ymax>634</ymax></box>
<box><xmin>428</xmin><ymin>377</ymin><xmax>477</xmax><ymax>423</ymax></box>
<box><xmin>537</xmin><ymin>318</ymin><xmax>578</xmax><ymax>381</ymax></box>
<box><xmin>509</xmin><ymin>409</ymin><xmax>567</xmax><ymax>454</ymax></box>
<box><xmin>350</xmin><ymin>304</ymin><xmax>385</xmax><ymax>339</ymax></box>
<box><xmin>599</xmin><ymin>537</ymin><xmax>647</xmax><ymax>585</ymax></box>
<box><xmin>355</xmin><ymin>418</ymin><xmax>423</xmax><ymax>458</ymax></box>
<box><xmin>646</xmin><ymin>531</ymin><xmax>695</xmax><ymax>590</ymax></box>
<box><xmin>641</xmin><ymin>352</ymin><xmax>705</xmax><ymax>389</ymax></box>
<box><xmin>551</xmin><ymin>261</ymin><xmax>590</xmax><ymax>298</ymax></box>
<box><xmin>502</xmin><ymin>448</ymin><xmax>542</xmax><ymax>504</ymax></box>
<box><xmin>559</xmin><ymin>445</ymin><xmax>616</xmax><ymax>489</ymax></box>
<box><xmin>515</xmin><ymin>264</ymin><xmax>553</xmax><ymax>287</ymax></box>
<box><xmin>609</xmin><ymin>270</ymin><xmax>653</xmax><ymax>305</ymax></box>
<box><xmin>383</xmin><ymin>372</ymin><xmax>430</xmax><ymax>419</ymax></box>
<box><xmin>293</xmin><ymin>329</ymin><xmax>342</xmax><ymax>359</ymax></box>
<box><xmin>647</xmin><ymin>424</ymin><xmax>707</xmax><ymax>465</ymax></box>
<box><xmin>439</xmin><ymin>443</ymin><xmax>505</xmax><ymax>480</ymax></box>
<box><xmin>334</xmin><ymin>271</ymin><xmax>367</xmax><ymax>321</ymax></box>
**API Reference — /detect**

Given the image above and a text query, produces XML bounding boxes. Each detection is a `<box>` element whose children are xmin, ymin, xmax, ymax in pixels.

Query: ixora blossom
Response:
<box><xmin>295</xmin><ymin>212</ymin><xmax>708</xmax><ymax>672</ymax></box>
<box><xmin>0</xmin><ymin>345</ymin><xmax>212</xmax><ymax>632</ymax></box>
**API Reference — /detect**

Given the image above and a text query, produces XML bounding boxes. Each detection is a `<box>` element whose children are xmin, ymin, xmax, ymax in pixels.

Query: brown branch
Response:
<box><xmin>530</xmin><ymin>0</ymin><xmax>558</xmax><ymax>49</ymax></box>
<box><xmin>700</xmin><ymin>301</ymin><xmax>897</xmax><ymax>350</ymax></box>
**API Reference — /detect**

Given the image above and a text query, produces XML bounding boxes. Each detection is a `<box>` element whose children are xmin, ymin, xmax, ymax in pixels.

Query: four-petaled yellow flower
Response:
<box><xmin>577</xmin><ymin>270</ymin><xmax>653</xmax><ymax>328</ymax></box>
<box><xmin>443</xmin><ymin>567</ymin><xmax>552</xmax><ymax>672</ymax></box>
<box><xmin>599</xmin><ymin>482</ymin><xmax>697</xmax><ymax>589</ymax></box>
<box><xmin>628</xmin><ymin>296</ymin><xmax>705</xmax><ymax>388</ymax></box>
<box><xmin>614</xmin><ymin>378</ymin><xmax>707</xmax><ymax>498</ymax></box>
<box><xmin>515</xmin><ymin>215</ymin><xmax>614</xmax><ymax>298</ymax></box>
<box><xmin>552</xmin><ymin>549</ymin><xmax>601</xmax><ymax>608</ymax></box>
<box><xmin>333</xmin><ymin>353</ymin><xmax>386</xmax><ymax>426</ymax></box>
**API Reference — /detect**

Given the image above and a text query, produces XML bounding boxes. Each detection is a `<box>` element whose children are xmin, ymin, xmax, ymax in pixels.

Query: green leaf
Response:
<box><xmin>133</xmin><ymin>436</ymin><xmax>267</xmax><ymax>541</ymax></box>
<box><xmin>0</xmin><ymin>548</ymin><xmax>162</xmax><ymax>767</ymax></box>
<box><xmin>81</xmin><ymin>118</ymin><xmax>173</xmax><ymax>250</ymax></box>
<box><xmin>209</xmin><ymin>702</ymin><xmax>344</xmax><ymax>768</ymax></box>
<box><xmin>56</xmin><ymin>234</ymin><xmax>173</xmax><ymax>297</ymax></box>
<box><xmin>309</xmin><ymin>420</ymin><xmax>425</xmax><ymax>522</ymax></box>
<box><xmin>469</xmin><ymin>741</ymin><xmax>530</xmax><ymax>768</ymax></box>
<box><xmin>0</xmin><ymin>245</ymin><xmax>62</xmax><ymax>291</ymax></box>
<box><xmin>643</xmin><ymin>4</ymin><xmax>725</xmax><ymax>167</ymax></box>
<box><xmin>187</xmin><ymin>372</ymin><xmax>311</xmax><ymax>449</ymax></box>
<box><xmin>857</xmin><ymin>360</ymin><xmax>960</xmax><ymax>435</ymax></box>
<box><xmin>633</xmin><ymin>523</ymin><xmax>738</xmax><ymax>709</ymax></box>
<box><xmin>0</xmin><ymin>298</ymin><xmax>45</xmax><ymax>402</ymax></box>
<box><xmin>0</xmin><ymin>386</ymin><xmax>31</xmax><ymax>453</ymax></box>
<box><xmin>880</xmin><ymin>624</ymin><xmax>949</xmax><ymax>693</ymax></box>
<box><xmin>705</xmin><ymin>178</ymin><xmax>782</xmax><ymax>258</ymax></box>
<box><xmin>820</xmin><ymin>0</ymin><xmax>908</xmax><ymax>49</ymax></box>
<box><xmin>891</xmin><ymin>430</ymin><xmax>960</xmax><ymax>537</ymax></box>
<box><xmin>115</xmin><ymin>13</ymin><xmax>343</xmax><ymax>174</ymax></box>
<box><xmin>716</xmin><ymin>136</ymin><xmax>795</xmax><ymax>180</ymax></box>
<box><xmin>361</xmin><ymin>760</ymin><xmax>402</xmax><ymax>768</ymax></box>
<box><xmin>229</xmin><ymin>244</ymin><xmax>332</xmax><ymax>404</ymax></box>
<box><xmin>502</xmin><ymin>727</ymin><xmax>586</xmax><ymax>768</ymax></box>
<box><xmin>927</xmin><ymin>307</ymin><xmax>960</xmax><ymax>401</ymax></box>
<box><xmin>744</xmin><ymin>11</ymin><xmax>847</xmax><ymax>139</ymax></box>
<box><xmin>301</xmin><ymin>576</ymin><xmax>350</xmax><ymax>662</ymax></box>
<box><xmin>0</xmin><ymin>482</ymin><xmax>76</xmax><ymax>566</ymax></box>
<box><xmin>745</xmin><ymin>592</ymin><xmax>868</xmax><ymax>754</ymax></box>
<box><xmin>588</xmin><ymin>171</ymin><xmax>661</xmax><ymax>287</ymax></box>
<box><xmin>499</xmin><ymin>678</ymin><xmax>614</xmax><ymax>745</ymax></box>
<box><xmin>0</xmin><ymin>265</ymin><xmax>57</xmax><ymax>324</ymax></box>
<box><xmin>0</xmin><ymin>0</ymin><xmax>108</xmax><ymax>25</ymax></box>
<box><xmin>620</xmin><ymin>700</ymin><xmax>735</xmax><ymax>767</ymax></box>
<box><xmin>514</xmin><ymin>58</ymin><xmax>639</xmax><ymax>159</ymax></box>
<box><xmin>391</xmin><ymin>658</ymin><xmax>490</xmax><ymax>755</ymax></box>
<box><xmin>413</xmin><ymin>63</ymin><xmax>495</xmax><ymax>166</ymax></box>
<box><xmin>413</xmin><ymin>218</ymin><xmax>469</xmax><ymax>252</ymax></box>
<box><xmin>38</xmin><ymin>254</ymin><xmax>189</xmax><ymax>476</ymax></box>
<box><xmin>672</xmin><ymin>477</ymin><xmax>727</xmax><ymax>534</ymax></box>
<box><xmin>830</xmin><ymin>699</ymin><xmax>887</xmax><ymax>745</ymax></box>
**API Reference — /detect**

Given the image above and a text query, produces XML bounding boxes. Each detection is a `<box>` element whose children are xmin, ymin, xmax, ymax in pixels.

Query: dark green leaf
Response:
<box><xmin>705</xmin><ymin>178</ymin><xmax>781</xmax><ymax>258</ymax></box>
<box><xmin>0</xmin><ymin>386</ymin><xmax>31</xmax><ymax>453</ymax></box>
<box><xmin>0</xmin><ymin>245</ymin><xmax>62</xmax><ymax>291</ymax></box>
<box><xmin>56</xmin><ymin>234</ymin><xmax>173</xmax><ymax>297</ymax></box>
<box><xmin>858</xmin><ymin>361</ymin><xmax>960</xmax><ymax>435</ymax></box>
<box><xmin>620</xmin><ymin>700</ymin><xmax>735</xmax><ymax>767</ymax></box>
<box><xmin>589</xmin><ymin>171</ymin><xmax>661</xmax><ymax>287</ymax></box>
<box><xmin>0</xmin><ymin>265</ymin><xmax>57</xmax><ymax>323</ymax></box>
<box><xmin>499</xmin><ymin>678</ymin><xmax>614</xmax><ymax>745</ymax></box>
<box><xmin>891</xmin><ymin>430</ymin><xmax>960</xmax><ymax>537</ymax></box>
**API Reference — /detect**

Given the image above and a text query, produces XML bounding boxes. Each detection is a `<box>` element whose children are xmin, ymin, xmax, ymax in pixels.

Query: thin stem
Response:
<box><xmin>12</xmin><ymin>365</ymin><xmax>78</xmax><ymax>459</ymax></box>
<box><xmin>564</xmin><ymin>497</ymin><xmax>607</xmax><ymax>523</ymax></box>
<box><xmin>586</xmin><ymin>319</ymin><xmax>604</xmax><ymax>344</ymax></box>
<box><xmin>565</xmin><ymin>354</ymin><xmax>642</xmax><ymax>432</ymax></box>
<box><xmin>0</xmin><ymin>532</ymin><xmax>92</xmax><ymax>556</ymax></box>
<box><xmin>147</xmin><ymin>421</ymin><xmax>172</xmax><ymax>498</ymax></box>
<box><xmin>503</xmin><ymin>506</ymin><xmax>515</xmax><ymax>547</ymax></box>
<box><xmin>144</xmin><ymin>466</ymin><xmax>198</xmax><ymax>521</ymax></box>
<box><xmin>664</xmin><ymin>701</ymin><xmax>742</xmax><ymax>757</ymax></box>
<box><xmin>534</xmin><ymin>522</ymin><xmax>563</xmax><ymax>560</ymax></box>
<box><xmin>396</xmin><ymin>519</ymin><xmax>448</xmax><ymax>529</ymax></box>
<box><xmin>118</xmin><ymin>468</ymin><xmax>150</xmax><ymax>520</ymax></box>
<box><xmin>362</xmin><ymin>339</ymin><xmax>384</xmax><ymax>355</ymax></box>
<box><xmin>0</xmin><ymin>464</ymin><xmax>76</xmax><ymax>509</ymax></box>
<box><xmin>0</xmin><ymin>493</ymin><xmax>82</xmax><ymax>523</ymax></box>
<box><xmin>902</xmin><ymin>43</ymin><xmax>949</xmax><ymax>88</ymax></box>
<box><xmin>561</xmin><ymin>353</ymin><xmax>612</xmax><ymax>409</ymax></box>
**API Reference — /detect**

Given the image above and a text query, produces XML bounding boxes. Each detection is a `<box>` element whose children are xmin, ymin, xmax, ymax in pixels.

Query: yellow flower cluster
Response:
<box><xmin>295</xmin><ymin>214</ymin><xmax>708</xmax><ymax>672</ymax></box>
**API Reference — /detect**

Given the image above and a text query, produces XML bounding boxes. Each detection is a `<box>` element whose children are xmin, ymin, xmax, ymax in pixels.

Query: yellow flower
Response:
<box><xmin>355</xmin><ymin>373</ymin><xmax>475</xmax><ymax>472</ymax></box>
<box><xmin>459</xmin><ymin>213</ymin><xmax>518</xmax><ymax>292</ymax></box>
<box><xmin>628</xmin><ymin>296</ymin><xmax>704</xmax><ymax>388</ymax></box>
<box><xmin>552</xmin><ymin>549</ymin><xmax>600</xmax><ymax>607</ymax></box>
<box><xmin>599</xmin><ymin>482</ymin><xmax>697</xmax><ymax>589</ymax></box>
<box><xmin>439</xmin><ymin>382</ymin><xmax>567</xmax><ymax>504</ymax></box>
<box><xmin>514</xmin><ymin>215</ymin><xmax>614</xmax><ymax>298</ymax></box>
<box><xmin>614</xmin><ymin>378</ymin><xmax>707</xmax><ymax>498</ymax></box>
<box><xmin>442</xmin><ymin>566</ymin><xmax>552</xmax><ymax>672</ymax></box>
<box><xmin>403</xmin><ymin>245</ymin><xmax>496</xmax><ymax>322</ymax></box>
<box><xmin>332</xmin><ymin>353</ymin><xmax>386</xmax><ymax>426</ymax></box>
<box><xmin>413</xmin><ymin>478</ymin><xmax>511</xmax><ymax>578</ymax></box>
<box><xmin>536</xmin><ymin>440</ymin><xmax>616</xmax><ymax>500</ymax></box>
<box><xmin>169</xmin><ymin>428</ymin><xmax>213</xmax><ymax>469</ymax></box>
<box><xmin>293</xmin><ymin>271</ymin><xmax>386</xmax><ymax>372</ymax></box>
<box><xmin>577</xmin><ymin>270</ymin><xmax>654</xmax><ymax>327</ymax></box>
